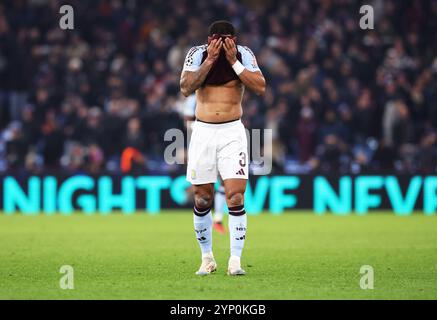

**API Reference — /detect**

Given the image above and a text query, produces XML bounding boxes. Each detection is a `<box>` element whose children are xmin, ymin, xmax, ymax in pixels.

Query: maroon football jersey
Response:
<box><xmin>201</xmin><ymin>49</ymin><xmax>242</xmax><ymax>86</ymax></box>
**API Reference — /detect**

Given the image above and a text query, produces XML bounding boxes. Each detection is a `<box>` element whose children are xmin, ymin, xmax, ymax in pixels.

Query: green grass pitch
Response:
<box><xmin>0</xmin><ymin>211</ymin><xmax>436</xmax><ymax>300</ymax></box>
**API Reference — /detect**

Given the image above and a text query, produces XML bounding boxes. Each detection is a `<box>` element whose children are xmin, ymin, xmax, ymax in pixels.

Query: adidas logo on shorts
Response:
<box><xmin>236</xmin><ymin>168</ymin><xmax>245</xmax><ymax>175</ymax></box>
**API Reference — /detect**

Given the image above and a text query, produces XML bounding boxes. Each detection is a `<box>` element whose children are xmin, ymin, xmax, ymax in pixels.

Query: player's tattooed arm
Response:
<box><xmin>223</xmin><ymin>38</ymin><xmax>266</xmax><ymax>96</ymax></box>
<box><xmin>180</xmin><ymin>39</ymin><xmax>223</xmax><ymax>97</ymax></box>
<box><xmin>237</xmin><ymin>70</ymin><xmax>266</xmax><ymax>96</ymax></box>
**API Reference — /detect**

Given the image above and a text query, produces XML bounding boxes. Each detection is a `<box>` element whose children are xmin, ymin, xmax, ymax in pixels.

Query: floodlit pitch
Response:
<box><xmin>0</xmin><ymin>212</ymin><xmax>436</xmax><ymax>299</ymax></box>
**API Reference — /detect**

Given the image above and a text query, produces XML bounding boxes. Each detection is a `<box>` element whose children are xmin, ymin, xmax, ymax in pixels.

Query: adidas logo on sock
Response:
<box><xmin>236</xmin><ymin>168</ymin><xmax>245</xmax><ymax>175</ymax></box>
<box><xmin>197</xmin><ymin>236</ymin><xmax>207</xmax><ymax>242</ymax></box>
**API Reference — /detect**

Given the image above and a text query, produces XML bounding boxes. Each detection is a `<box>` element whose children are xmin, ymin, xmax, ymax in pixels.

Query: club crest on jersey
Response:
<box><xmin>191</xmin><ymin>169</ymin><xmax>196</xmax><ymax>180</ymax></box>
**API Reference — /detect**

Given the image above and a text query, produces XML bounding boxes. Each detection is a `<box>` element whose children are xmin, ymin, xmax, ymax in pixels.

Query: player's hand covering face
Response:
<box><xmin>206</xmin><ymin>38</ymin><xmax>223</xmax><ymax>63</ymax></box>
<box><xmin>223</xmin><ymin>37</ymin><xmax>238</xmax><ymax>65</ymax></box>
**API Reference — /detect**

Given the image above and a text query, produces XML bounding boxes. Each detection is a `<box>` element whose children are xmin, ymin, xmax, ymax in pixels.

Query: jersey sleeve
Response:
<box><xmin>239</xmin><ymin>46</ymin><xmax>261</xmax><ymax>72</ymax></box>
<box><xmin>182</xmin><ymin>46</ymin><xmax>204</xmax><ymax>72</ymax></box>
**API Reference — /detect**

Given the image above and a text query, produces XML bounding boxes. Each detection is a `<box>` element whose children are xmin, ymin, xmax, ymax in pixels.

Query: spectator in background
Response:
<box><xmin>0</xmin><ymin>0</ymin><xmax>435</xmax><ymax>175</ymax></box>
<box><xmin>122</xmin><ymin>117</ymin><xmax>145</xmax><ymax>151</ymax></box>
<box><xmin>416</xmin><ymin>131</ymin><xmax>437</xmax><ymax>173</ymax></box>
<box><xmin>315</xmin><ymin>134</ymin><xmax>348</xmax><ymax>173</ymax></box>
<box><xmin>40</xmin><ymin>111</ymin><xmax>64</xmax><ymax>168</ymax></box>
<box><xmin>296</xmin><ymin>106</ymin><xmax>317</xmax><ymax>162</ymax></box>
<box><xmin>85</xmin><ymin>143</ymin><xmax>104</xmax><ymax>174</ymax></box>
<box><xmin>5</xmin><ymin>122</ymin><xmax>27</xmax><ymax>169</ymax></box>
<box><xmin>353</xmin><ymin>89</ymin><xmax>376</xmax><ymax>142</ymax></box>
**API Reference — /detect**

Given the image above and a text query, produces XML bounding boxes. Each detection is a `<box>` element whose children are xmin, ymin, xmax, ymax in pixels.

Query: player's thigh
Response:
<box><xmin>217</xmin><ymin>123</ymin><xmax>248</xmax><ymax>181</ymax></box>
<box><xmin>192</xmin><ymin>183</ymin><xmax>215</xmax><ymax>208</ymax></box>
<box><xmin>223</xmin><ymin>179</ymin><xmax>247</xmax><ymax>206</ymax></box>
<box><xmin>187</xmin><ymin>124</ymin><xmax>218</xmax><ymax>185</ymax></box>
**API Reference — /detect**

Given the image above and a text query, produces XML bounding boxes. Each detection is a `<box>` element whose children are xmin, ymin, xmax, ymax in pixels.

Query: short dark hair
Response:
<box><xmin>208</xmin><ymin>20</ymin><xmax>235</xmax><ymax>36</ymax></box>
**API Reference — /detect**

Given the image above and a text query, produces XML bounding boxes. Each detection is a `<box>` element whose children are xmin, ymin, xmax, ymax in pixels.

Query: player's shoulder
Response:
<box><xmin>184</xmin><ymin>45</ymin><xmax>207</xmax><ymax>70</ymax></box>
<box><xmin>186</xmin><ymin>44</ymin><xmax>207</xmax><ymax>56</ymax></box>
<box><xmin>237</xmin><ymin>45</ymin><xmax>256</xmax><ymax>56</ymax></box>
<box><xmin>237</xmin><ymin>45</ymin><xmax>260</xmax><ymax>70</ymax></box>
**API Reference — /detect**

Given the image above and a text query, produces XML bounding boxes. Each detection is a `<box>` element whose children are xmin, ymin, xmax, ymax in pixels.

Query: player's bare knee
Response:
<box><xmin>194</xmin><ymin>193</ymin><xmax>212</xmax><ymax>209</ymax></box>
<box><xmin>227</xmin><ymin>191</ymin><xmax>244</xmax><ymax>207</ymax></box>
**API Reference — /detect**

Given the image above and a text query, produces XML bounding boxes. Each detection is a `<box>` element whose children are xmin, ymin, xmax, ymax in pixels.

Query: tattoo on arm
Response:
<box><xmin>180</xmin><ymin>61</ymin><xmax>214</xmax><ymax>96</ymax></box>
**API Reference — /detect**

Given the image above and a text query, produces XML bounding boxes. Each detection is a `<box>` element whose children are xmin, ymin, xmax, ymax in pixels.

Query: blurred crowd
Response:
<box><xmin>0</xmin><ymin>0</ymin><xmax>436</xmax><ymax>175</ymax></box>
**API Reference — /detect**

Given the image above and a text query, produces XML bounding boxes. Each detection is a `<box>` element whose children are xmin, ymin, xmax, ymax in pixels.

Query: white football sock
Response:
<box><xmin>214</xmin><ymin>186</ymin><xmax>226</xmax><ymax>223</ymax></box>
<box><xmin>228</xmin><ymin>206</ymin><xmax>247</xmax><ymax>257</ymax></box>
<box><xmin>193</xmin><ymin>207</ymin><xmax>213</xmax><ymax>255</ymax></box>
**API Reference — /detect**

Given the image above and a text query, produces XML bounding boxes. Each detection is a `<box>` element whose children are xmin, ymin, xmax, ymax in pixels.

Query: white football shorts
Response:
<box><xmin>187</xmin><ymin>119</ymin><xmax>249</xmax><ymax>185</ymax></box>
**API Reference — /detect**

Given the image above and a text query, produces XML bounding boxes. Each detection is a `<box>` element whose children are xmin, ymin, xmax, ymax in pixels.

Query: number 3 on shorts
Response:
<box><xmin>239</xmin><ymin>152</ymin><xmax>247</xmax><ymax>167</ymax></box>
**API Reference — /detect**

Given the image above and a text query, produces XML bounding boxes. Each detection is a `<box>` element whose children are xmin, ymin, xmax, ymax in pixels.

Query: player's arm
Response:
<box><xmin>237</xmin><ymin>70</ymin><xmax>266</xmax><ymax>96</ymax></box>
<box><xmin>223</xmin><ymin>38</ymin><xmax>266</xmax><ymax>96</ymax></box>
<box><xmin>180</xmin><ymin>61</ymin><xmax>213</xmax><ymax>97</ymax></box>
<box><xmin>180</xmin><ymin>39</ymin><xmax>223</xmax><ymax>97</ymax></box>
